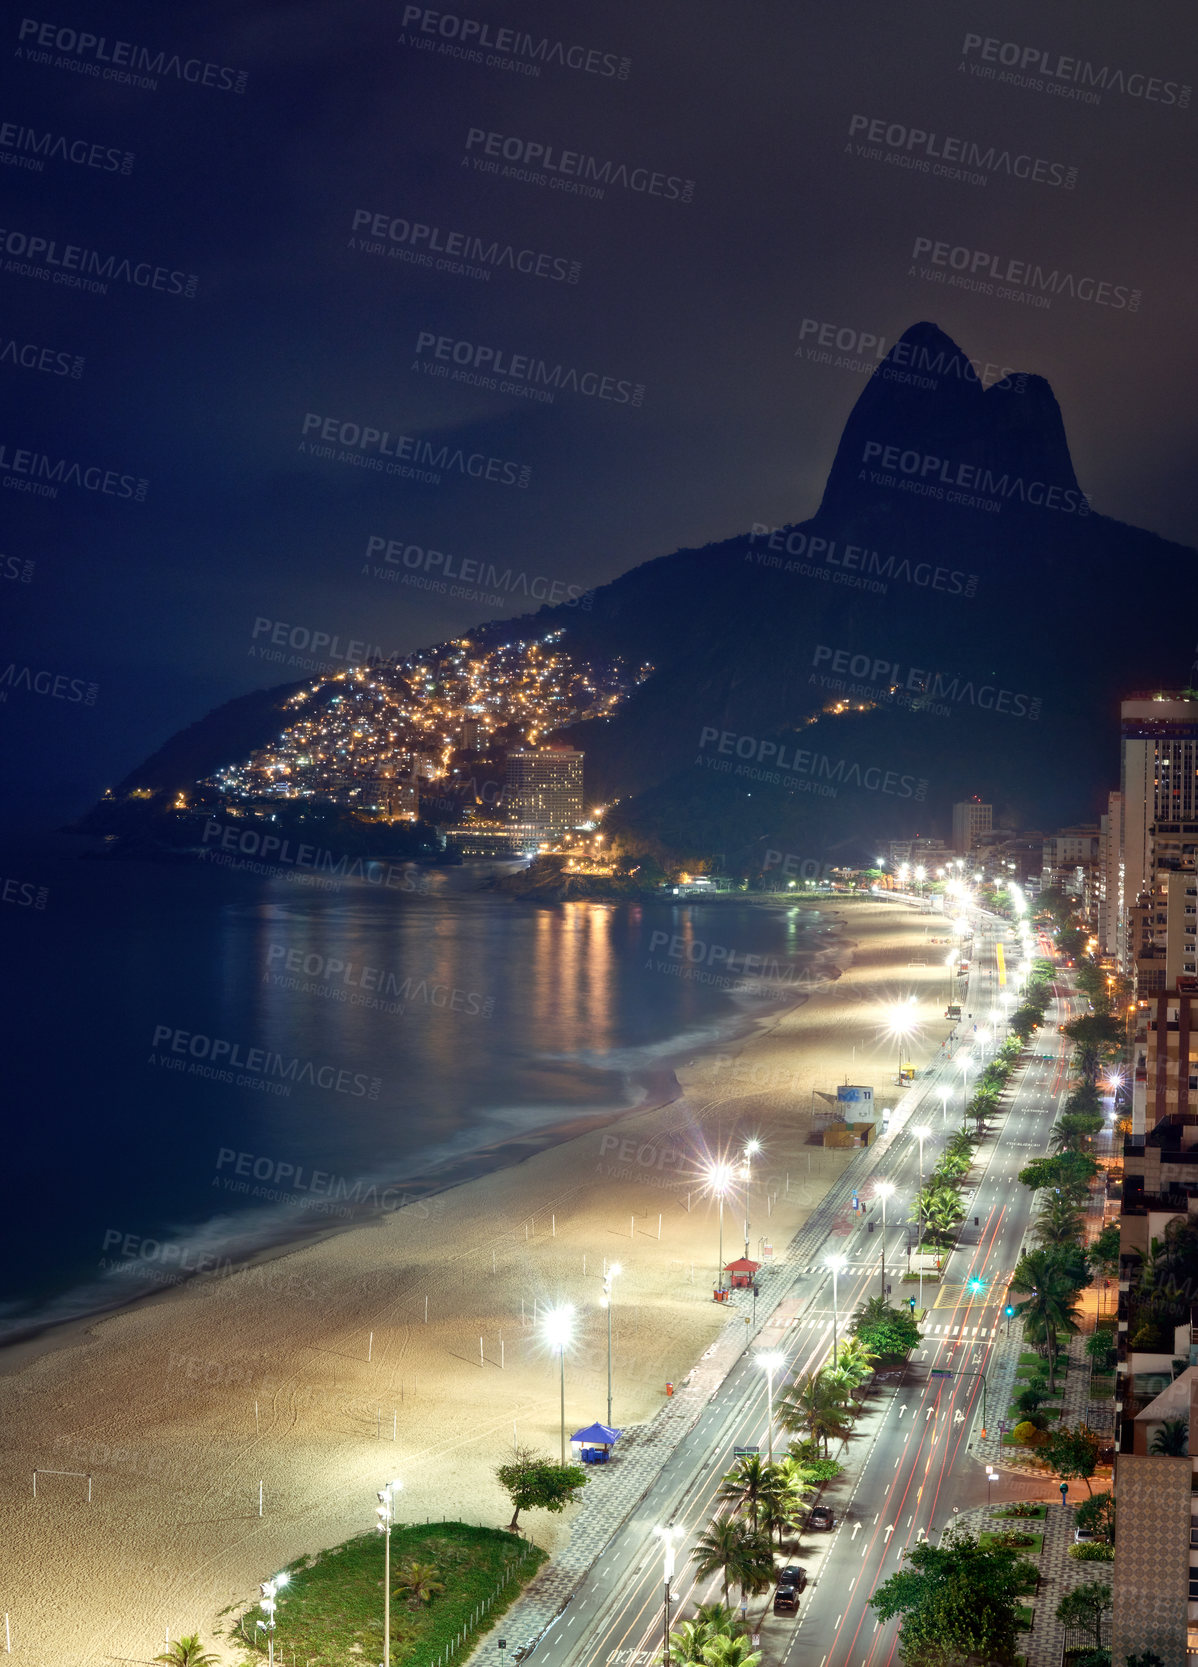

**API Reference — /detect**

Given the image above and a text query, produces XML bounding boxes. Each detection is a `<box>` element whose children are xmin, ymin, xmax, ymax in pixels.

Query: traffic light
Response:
<box><xmin>968</xmin><ymin>1277</ymin><xmax>985</xmax><ymax>1293</ymax></box>
<box><xmin>909</xmin><ymin>1296</ymin><xmax>917</xmax><ymax>1312</ymax></box>
<box><xmin>1004</xmin><ymin>1304</ymin><xmax>1015</xmax><ymax>1318</ymax></box>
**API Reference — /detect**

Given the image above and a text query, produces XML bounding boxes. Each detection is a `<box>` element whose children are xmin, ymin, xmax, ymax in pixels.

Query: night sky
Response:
<box><xmin>3</xmin><ymin>0</ymin><xmax>1197</xmax><ymax>829</ymax></box>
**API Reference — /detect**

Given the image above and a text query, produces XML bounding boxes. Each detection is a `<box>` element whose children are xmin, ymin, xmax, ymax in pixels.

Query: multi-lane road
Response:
<box><xmin>534</xmin><ymin>906</ymin><xmax>1076</xmax><ymax>1667</ymax></box>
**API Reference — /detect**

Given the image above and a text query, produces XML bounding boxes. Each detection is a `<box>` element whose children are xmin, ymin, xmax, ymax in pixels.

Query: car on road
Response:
<box><xmin>777</xmin><ymin>1565</ymin><xmax>808</xmax><ymax>1592</ymax></box>
<box><xmin>808</xmin><ymin>1505</ymin><xmax>834</xmax><ymax>1531</ymax></box>
<box><xmin>773</xmin><ymin>1585</ymin><xmax>799</xmax><ymax>1616</ymax></box>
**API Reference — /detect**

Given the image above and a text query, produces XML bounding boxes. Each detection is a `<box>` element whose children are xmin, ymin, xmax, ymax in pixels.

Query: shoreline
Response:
<box><xmin>0</xmin><ymin>897</ymin><xmax>945</xmax><ymax>1667</ymax></box>
<box><xmin>0</xmin><ymin>913</ymin><xmax>845</xmax><ymax>1377</ymax></box>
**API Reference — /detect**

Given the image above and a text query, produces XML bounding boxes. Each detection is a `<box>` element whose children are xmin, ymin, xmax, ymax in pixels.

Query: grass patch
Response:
<box><xmin>1016</xmin><ymin>1354</ymin><xmax>1067</xmax><ymax>1380</ymax></box>
<box><xmin>224</xmin><ymin>1520</ymin><xmax>545</xmax><ymax>1667</ymax></box>
<box><xmin>978</xmin><ymin>1531</ymin><xmax>1044</xmax><ymax>1556</ymax></box>
<box><xmin>1016</xmin><ymin>1604</ymin><xmax>1034</xmax><ymax>1630</ymax></box>
<box><xmin>992</xmin><ymin>1505</ymin><xmax>1047</xmax><ymax>1521</ymax></box>
<box><xmin>1089</xmin><ymin>1375</ymin><xmax>1115</xmax><ymax>1398</ymax></box>
<box><xmin>1005</xmin><ymin>1405</ymin><xmax>1062</xmax><ymax>1426</ymax></box>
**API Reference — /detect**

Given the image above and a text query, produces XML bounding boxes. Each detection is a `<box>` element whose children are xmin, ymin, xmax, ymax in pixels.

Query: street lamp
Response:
<box><xmin>705</xmin><ymin>1160</ymin><xmax>735</xmax><ymax>1292</ymax></box>
<box><xmin>939</xmin><ymin>1087</ymin><xmax>950</xmax><ymax>1126</ymax></box>
<box><xmin>257</xmin><ymin>1572</ymin><xmax>289</xmax><ymax>1667</ymax></box>
<box><xmin>756</xmin><ymin>1350</ymin><xmax>785</xmax><ymax>1461</ymax></box>
<box><xmin>542</xmin><ymin>1305</ymin><xmax>575</xmax><ymax>1464</ymax></box>
<box><xmin>654</xmin><ymin>1523</ymin><xmax>685</xmax><ymax>1667</ymax></box>
<box><xmin>888</xmin><ymin>997</ymin><xmax>917</xmax><ymax>1081</ymax></box>
<box><xmin>959</xmin><ymin>1054</ymin><xmax>972</xmax><ymax>1125</ymax></box>
<box><xmin>826</xmin><ymin>1254</ymin><xmax>847</xmax><ymax>1366</ymax></box>
<box><xmin>375</xmin><ymin>1480</ymin><xmax>402</xmax><ymax>1667</ymax></box>
<box><xmin>875</xmin><ymin>1181</ymin><xmax>895</xmax><ymax>1298</ymax></box>
<box><xmin>911</xmin><ymin>1125</ymin><xmax>929</xmax><ymax>1187</ymax></box>
<box><xmin>741</xmin><ymin>1138</ymin><xmax>762</xmax><ymax>1257</ymax></box>
<box><xmin>944</xmin><ymin>950</ymin><xmax>958</xmax><ymax>1008</ymax></box>
<box><xmin>986</xmin><ymin>1465</ymin><xmax>997</xmax><ymax>1507</ymax></box>
<box><xmin>600</xmin><ymin>1264</ymin><xmax>621</xmax><ymax>1427</ymax></box>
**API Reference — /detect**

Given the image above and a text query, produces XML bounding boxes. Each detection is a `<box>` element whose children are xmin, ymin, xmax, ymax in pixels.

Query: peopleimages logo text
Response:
<box><xmin>911</xmin><ymin>236</ymin><xmax>1140</xmax><ymax>310</ymax></box>
<box><xmin>350</xmin><ymin>209</ymin><xmax>580</xmax><ymax>283</ymax></box>
<box><xmin>860</xmin><ymin>441</ymin><xmax>1090</xmax><ymax>516</ymax></box>
<box><xmin>697</xmin><ymin>727</ymin><xmax>926</xmax><ymax>800</ymax></box>
<box><xmin>400</xmin><ymin>8</ymin><xmax>629</xmax><ymax>78</ymax></box>
<box><xmin>298</xmin><ymin>413</ymin><xmax>531</xmax><ymax>489</ymax></box>
<box><xmin>364</xmin><ymin>535</ymin><xmax>592</xmax><ymax>608</ymax></box>
<box><xmin>960</xmin><ymin>33</ymin><xmax>1190</xmax><ymax>107</ymax></box>
<box><xmin>464</xmin><ymin>128</ymin><xmax>694</xmax><ymax>202</ymax></box>
<box><xmin>810</xmin><ymin>645</ymin><xmax>1040</xmax><ymax>720</ymax></box>
<box><xmin>0</xmin><ymin>120</ymin><xmax>133</xmax><ymax>175</ymax></box>
<box><xmin>746</xmin><ymin>525</ymin><xmax>978</xmax><ymax>598</ymax></box>
<box><xmin>16</xmin><ymin>18</ymin><xmax>249</xmax><ymax>92</ymax></box>
<box><xmin>848</xmin><ymin>113</ymin><xmax>1077</xmax><ymax>188</ymax></box>
<box><xmin>0</xmin><ymin>441</ymin><xmax>147</xmax><ymax>501</ymax></box>
<box><xmin>0</xmin><ymin>224</ymin><xmax>198</xmax><ymax>296</ymax></box>
<box><xmin>413</xmin><ymin>331</ymin><xmax>644</xmax><ymax>406</ymax></box>
<box><xmin>149</xmin><ymin>1024</ymin><xmax>380</xmax><ymax>1098</ymax></box>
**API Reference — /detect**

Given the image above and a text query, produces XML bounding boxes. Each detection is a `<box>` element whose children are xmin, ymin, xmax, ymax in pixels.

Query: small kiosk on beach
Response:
<box><xmin>723</xmin><ymin>1257</ymin><xmax>760</xmax><ymax>1290</ymax></box>
<box><xmin>571</xmin><ymin>1422</ymin><xmax>622</xmax><ymax>1465</ymax></box>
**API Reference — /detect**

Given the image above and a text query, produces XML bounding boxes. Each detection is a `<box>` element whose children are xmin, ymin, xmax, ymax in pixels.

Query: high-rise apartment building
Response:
<box><xmin>1120</xmin><ymin>693</ymin><xmax>1198</xmax><ymax>974</ymax></box>
<box><xmin>1100</xmin><ymin>790</ymin><xmax>1123</xmax><ymax>960</ymax></box>
<box><xmin>951</xmin><ymin>799</ymin><xmax>992</xmax><ymax>854</ymax></box>
<box><xmin>503</xmin><ymin>746</ymin><xmax>584</xmax><ymax>834</ymax></box>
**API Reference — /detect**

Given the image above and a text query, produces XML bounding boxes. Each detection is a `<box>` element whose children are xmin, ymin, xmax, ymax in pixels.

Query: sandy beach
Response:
<box><xmin>0</xmin><ymin>896</ymin><xmax>953</xmax><ymax>1666</ymax></box>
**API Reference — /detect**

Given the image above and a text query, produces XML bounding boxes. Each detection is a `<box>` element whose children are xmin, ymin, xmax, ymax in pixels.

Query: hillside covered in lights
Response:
<box><xmin>207</xmin><ymin>630</ymin><xmax>650</xmax><ymax>810</ymax></box>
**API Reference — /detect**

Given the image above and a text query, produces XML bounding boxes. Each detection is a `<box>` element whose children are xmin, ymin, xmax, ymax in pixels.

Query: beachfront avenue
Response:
<box><xmin>511</xmin><ymin>901</ymin><xmax>1070</xmax><ymax>1667</ymax></box>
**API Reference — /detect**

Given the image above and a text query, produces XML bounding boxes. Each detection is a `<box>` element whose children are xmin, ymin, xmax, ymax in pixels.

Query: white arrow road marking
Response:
<box><xmin>884</xmin><ymin>1523</ymin><xmax>895</xmax><ymax>1538</ymax></box>
<box><xmin>851</xmin><ymin>1522</ymin><xmax>861</xmax><ymax>1539</ymax></box>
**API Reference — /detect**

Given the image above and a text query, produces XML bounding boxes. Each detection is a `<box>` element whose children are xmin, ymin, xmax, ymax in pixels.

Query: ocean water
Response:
<box><xmin>0</xmin><ymin>843</ymin><xmax>834</xmax><ymax>1343</ymax></box>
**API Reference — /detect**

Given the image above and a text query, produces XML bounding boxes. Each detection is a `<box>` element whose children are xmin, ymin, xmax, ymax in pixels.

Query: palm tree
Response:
<box><xmin>153</xmin><ymin>1641</ymin><xmax>219</xmax><ymax>1667</ymax></box>
<box><xmin>945</xmin><ymin>1129</ymin><xmax>975</xmax><ymax>1165</ymax></box>
<box><xmin>912</xmin><ymin>1185</ymin><xmax>965</xmax><ymax>1251</ymax></box>
<box><xmin>719</xmin><ymin>1454</ymin><xmax>770</xmax><ymax>1532</ymax></box>
<box><xmin>699</xmin><ymin>1637</ymin><xmax>762</xmax><ymax>1667</ymax></box>
<box><xmin>1010</xmin><ymin>1249</ymin><xmax>1082</xmax><ymax>1392</ymax></box>
<box><xmin>669</xmin><ymin>1622</ymin><xmax>719</xmax><ymax>1664</ymax></box>
<box><xmin>394</xmin><ymin>1559</ymin><xmax>445</xmax><ymax>1606</ymax></box>
<box><xmin>1149</xmin><ymin>1418</ymin><xmax>1189</xmax><ymax>1456</ymax></box>
<box><xmin>777</xmin><ymin>1373</ymin><xmax>854</xmax><ymax>1456</ymax></box>
<box><xmin>1033</xmin><ymin>1195</ymin><xmax>1084</xmax><ymax>1250</ymax></box>
<box><xmin>767</xmin><ymin>1457</ymin><xmax>815</xmax><ymax>1544</ymax></box>
<box><xmin>692</xmin><ymin>1602</ymin><xmax>739</xmax><ymax>1634</ymax></box>
<box><xmin>833</xmin><ymin>1336</ymin><xmax>877</xmax><ymax>1390</ymax></box>
<box><xmin>692</xmin><ymin>1517</ymin><xmax>752</xmax><ymax>1605</ymax></box>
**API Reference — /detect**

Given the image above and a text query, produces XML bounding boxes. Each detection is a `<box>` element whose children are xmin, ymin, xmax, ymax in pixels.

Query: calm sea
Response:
<box><xmin>0</xmin><ymin>841</ymin><xmax>833</xmax><ymax>1344</ymax></box>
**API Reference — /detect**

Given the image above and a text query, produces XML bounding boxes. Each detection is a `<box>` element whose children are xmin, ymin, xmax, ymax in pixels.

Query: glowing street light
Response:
<box><xmin>705</xmin><ymin>1161</ymin><xmax>736</xmax><ymax>1292</ymax></box>
<box><xmin>600</xmin><ymin>1264</ymin><xmax>621</xmax><ymax>1427</ymax></box>
<box><xmin>654</xmin><ymin>1523</ymin><xmax>686</xmax><ymax>1667</ymax></box>
<box><xmin>756</xmin><ymin>1350</ymin><xmax>785</xmax><ymax>1461</ymax></box>
<box><xmin>875</xmin><ymin>1181</ymin><xmax>895</xmax><ymax>1298</ymax></box>
<box><xmin>741</xmin><ymin>1138</ymin><xmax>762</xmax><ymax>1257</ymax></box>
<box><xmin>888</xmin><ymin>996</ymin><xmax>918</xmax><ymax>1080</ymax></box>
<box><xmin>826</xmin><ymin>1253</ymin><xmax>847</xmax><ymax>1366</ymax></box>
<box><xmin>257</xmin><ymin>1571</ymin><xmax>289</xmax><ymax>1667</ymax></box>
<box><xmin>911</xmin><ymin>1125</ymin><xmax>929</xmax><ymax>1187</ymax></box>
<box><xmin>542</xmin><ymin>1305</ymin><xmax>576</xmax><ymax>1464</ymax></box>
<box><xmin>375</xmin><ymin>1482</ymin><xmax>402</xmax><ymax>1667</ymax></box>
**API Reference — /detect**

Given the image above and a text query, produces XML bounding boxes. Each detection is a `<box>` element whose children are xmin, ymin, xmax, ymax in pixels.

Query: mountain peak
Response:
<box><xmin>818</xmin><ymin>321</ymin><xmax>1078</xmax><ymax>518</ymax></box>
